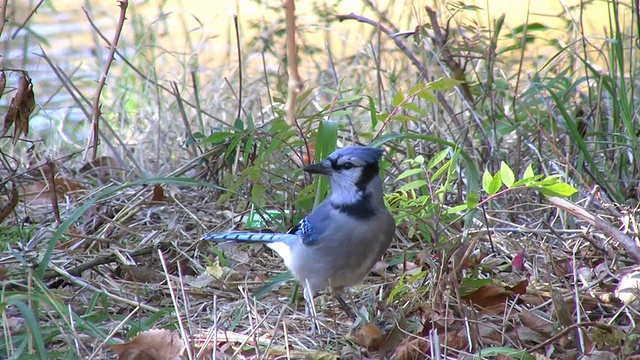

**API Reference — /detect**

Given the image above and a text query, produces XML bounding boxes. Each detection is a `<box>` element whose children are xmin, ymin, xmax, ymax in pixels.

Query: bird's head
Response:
<box><xmin>303</xmin><ymin>146</ymin><xmax>384</xmax><ymax>204</ymax></box>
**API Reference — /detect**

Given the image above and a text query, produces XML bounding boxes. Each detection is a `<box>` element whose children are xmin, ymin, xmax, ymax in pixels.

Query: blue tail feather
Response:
<box><xmin>202</xmin><ymin>232</ymin><xmax>297</xmax><ymax>243</ymax></box>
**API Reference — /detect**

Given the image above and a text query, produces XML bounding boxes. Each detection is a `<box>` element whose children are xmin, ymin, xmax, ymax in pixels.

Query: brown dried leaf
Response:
<box><xmin>151</xmin><ymin>184</ymin><xmax>171</xmax><ymax>202</ymax></box>
<box><xmin>462</xmin><ymin>280</ymin><xmax>528</xmax><ymax>313</ymax></box>
<box><xmin>508</xmin><ymin>280</ymin><xmax>528</xmax><ymax>295</ymax></box>
<box><xmin>108</xmin><ymin>329</ymin><xmax>185</xmax><ymax>360</ymax></box>
<box><xmin>119</xmin><ymin>265</ymin><xmax>165</xmax><ymax>283</ymax></box>
<box><xmin>551</xmin><ymin>290</ymin><xmax>575</xmax><ymax>327</ymax></box>
<box><xmin>462</xmin><ymin>284</ymin><xmax>510</xmax><ymax>312</ymax></box>
<box><xmin>2</xmin><ymin>73</ymin><xmax>34</xmax><ymax>144</ymax></box>
<box><xmin>510</xmin><ymin>325</ymin><xmax>546</xmax><ymax>345</ymax></box>
<box><xmin>0</xmin><ymin>182</ymin><xmax>18</xmax><ymax>224</ymax></box>
<box><xmin>394</xmin><ymin>337</ymin><xmax>430</xmax><ymax>360</ymax></box>
<box><xmin>349</xmin><ymin>322</ymin><xmax>385</xmax><ymax>349</ymax></box>
<box><xmin>518</xmin><ymin>311</ymin><xmax>553</xmax><ymax>337</ymax></box>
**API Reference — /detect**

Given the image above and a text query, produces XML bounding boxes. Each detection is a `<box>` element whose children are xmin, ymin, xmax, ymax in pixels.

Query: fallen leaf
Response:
<box><xmin>108</xmin><ymin>329</ymin><xmax>185</xmax><ymax>360</ymax></box>
<box><xmin>512</xmin><ymin>250</ymin><xmax>526</xmax><ymax>272</ymax></box>
<box><xmin>349</xmin><ymin>322</ymin><xmax>385</xmax><ymax>349</ymax></box>
<box><xmin>518</xmin><ymin>311</ymin><xmax>553</xmax><ymax>337</ymax></box>
<box><xmin>462</xmin><ymin>280</ymin><xmax>528</xmax><ymax>313</ymax></box>
<box><xmin>151</xmin><ymin>184</ymin><xmax>171</xmax><ymax>202</ymax></box>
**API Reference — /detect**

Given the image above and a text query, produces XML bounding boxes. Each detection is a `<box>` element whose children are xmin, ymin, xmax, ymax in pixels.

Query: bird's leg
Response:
<box><xmin>335</xmin><ymin>293</ymin><xmax>357</xmax><ymax>321</ymax></box>
<box><xmin>304</xmin><ymin>280</ymin><xmax>320</xmax><ymax>334</ymax></box>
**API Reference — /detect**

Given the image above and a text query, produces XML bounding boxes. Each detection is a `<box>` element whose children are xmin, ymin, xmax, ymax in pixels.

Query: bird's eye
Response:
<box><xmin>342</xmin><ymin>162</ymin><xmax>355</xmax><ymax>169</ymax></box>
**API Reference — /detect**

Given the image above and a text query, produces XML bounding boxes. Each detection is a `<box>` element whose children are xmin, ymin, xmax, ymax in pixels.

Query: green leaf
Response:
<box><xmin>479</xmin><ymin>347</ymin><xmax>536</xmax><ymax>360</ymax></box>
<box><xmin>392</xmin><ymin>91</ymin><xmax>405</xmax><ymax>107</ymax></box>
<box><xmin>426</xmin><ymin>77</ymin><xmax>464</xmax><ymax>91</ymax></box>
<box><xmin>417</xmin><ymin>90</ymin><xmax>437</xmax><ymax>102</ymax></box>
<box><xmin>367</xmin><ymin>96</ymin><xmax>378</xmax><ymax>128</ymax></box>
<box><xmin>337</xmin><ymin>95</ymin><xmax>363</xmax><ymax>103</ymax></box>
<box><xmin>482</xmin><ymin>170</ymin><xmax>493</xmax><ymax>193</ymax></box>
<box><xmin>396</xmin><ymin>168</ymin><xmax>424</xmax><ymax>181</ymax></box>
<box><xmin>500</xmin><ymin>162</ymin><xmax>515</xmax><ymax>188</ymax></box>
<box><xmin>246</xmin><ymin>113</ymin><xmax>255</xmax><ymax>130</ymax></box>
<box><xmin>536</xmin><ymin>183</ymin><xmax>578</xmax><ymax>197</ymax></box>
<box><xmin>313</xmin><ymin>120</ymin><xmax>338</xmax><ymax>206</ymax></box>
<box><xmin>427</xmin><ymin>149</ymin><xmax>449</xmax><ymax>170</ymax></box>
<box><xmin>487</xmin><ymin>171</ymin><xmax>502</xmax><ymax>195</ymax></box>
<box><xmin>466</xmin><ymin>191</ymin><xmax>479</xmax><ymax>209</ymax></box>
<box><xmin>391</xmin><ymin>114</ymin><xmax>417</xmax><ymax>122</ymax></box>
<box><xmin>513</xmin><ymin>22</ymin><xmax>549</xmax><ymax>34</ymax></box>
<box><xmin>201</xmin><ymin>131</ymin><xmax>234</xmax><ymax>145</ymax></box>
<box><xmin>536</xmin><ymin>174</ymin><xmax>562</xmax><ymax>186</ymax></box>
<box><xmin>445</xmin><ymin>204</ymin><xmax>468</xmax><ymax>214</ymax></box>
<box><xmin>253</xmin><ymin>271</ymin><xmax>294</xmax><ymax>299</ymax></box>
<box><xmin>431</xmin><ymin>159</ymin><xmax>451</xmax><ymax>182</ymax></box>
<box><xmin>523</xmin><ymin>164</ymin><xmax>534</xmax><ymax>180</ymax></box>
<box><xmin>512</xmin><ymin>173</ymin><xmax>545</xmax><ymax>187</ymax></box>
<box><xmin>7</xmin><ymin>298</ymin><xmax>47</xmax><ymax>358</ymax></box>
<box><xmin>403</xmin><ymin>102</ymin><xmax>426</xmax><ymax>116</ymax></box>
<box><xmin>399</xmin><ymin>180</ymin><xmax>428</xmax><ymax>192</ymax></box>
<box><xmin>234</xmin><ymin>118</ymin><xmax>244</xmax><ymax>131</ymax></box>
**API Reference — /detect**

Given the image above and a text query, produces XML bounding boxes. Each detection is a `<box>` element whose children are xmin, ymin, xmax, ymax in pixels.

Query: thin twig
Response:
<box><xmin>85</xmin><ymin>0</ymin><xmax>129</xmax><ymax>161</ymax></box>
<box><xmin>11</xmin><ymin>0</ymin><xmax>44</xmax><ymax>39</ymax></box>
<box><xmin>337</xmin><ymin>12</ymin><xmax>461</xmax><ymax>134</ymax></box>
<box><xmin>43</xmin><ymin>160</ymin><xmax>62</xmax><ymax>225</ymax></box>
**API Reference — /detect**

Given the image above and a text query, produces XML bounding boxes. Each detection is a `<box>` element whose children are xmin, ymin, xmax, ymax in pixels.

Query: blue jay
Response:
<box><xmin>203</xmin><ymin>146</ymin><xmax>395</xmax><ymax>327</ymax></box>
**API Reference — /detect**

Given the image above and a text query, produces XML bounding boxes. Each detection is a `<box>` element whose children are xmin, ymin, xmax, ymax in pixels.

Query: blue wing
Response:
<box><xmin>288</xmin><ymin>217</ymin><xmax>319</xmax><ymax>245</ymax></box>
<box><xmin>288</xmin><ymin>202</ymin><xmax>332</xmax><ymax>245</ymax></box>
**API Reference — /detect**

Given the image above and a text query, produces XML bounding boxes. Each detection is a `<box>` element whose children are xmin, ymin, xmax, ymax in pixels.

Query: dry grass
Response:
<box><xmin>1</xmin><ymin>0</ymin><xmax>640</xmax><ymax>359</ymax></box>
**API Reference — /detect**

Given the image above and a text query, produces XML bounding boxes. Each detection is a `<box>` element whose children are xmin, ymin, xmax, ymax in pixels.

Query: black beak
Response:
<box><xmin>303</xmin><ymin>159</ymin><xmax>332</xmax><ymax>175</ymax></box>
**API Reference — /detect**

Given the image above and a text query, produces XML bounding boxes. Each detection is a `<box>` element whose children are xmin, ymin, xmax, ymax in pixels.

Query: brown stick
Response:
<box><xmin>547</xmin><ymin>196</ymin><xmax>640</xmax><ymax>263</ymax></box>
<box><xmin>425</xmin><ymin>6</ymin><xmax>474</xmax><ymax>103</ymax></box>
<box><xmin>284</xmin><ymin>0</ymin><xmax>303</xmax><ymax>126</ymax></box>
<box><xmin>43</xmin><ymin>160</ymin><xmax>62</xmax><ymax>225</ymax></box>
<box><xmin>86</xmin><ymin>0</ymin><xmax>129</xmax><ymax>161</ymax></box>
<box><xmin>0</xmin><ymin>0</ymin><xmax>8</xmax><ymax>39</ymax></box>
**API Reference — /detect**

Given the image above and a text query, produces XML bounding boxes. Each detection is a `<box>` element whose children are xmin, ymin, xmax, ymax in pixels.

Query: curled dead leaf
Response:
<box><xmin>2</xmin><ymin>72</ymin><xmax>34</xmax><ymax>145</ymax></box>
